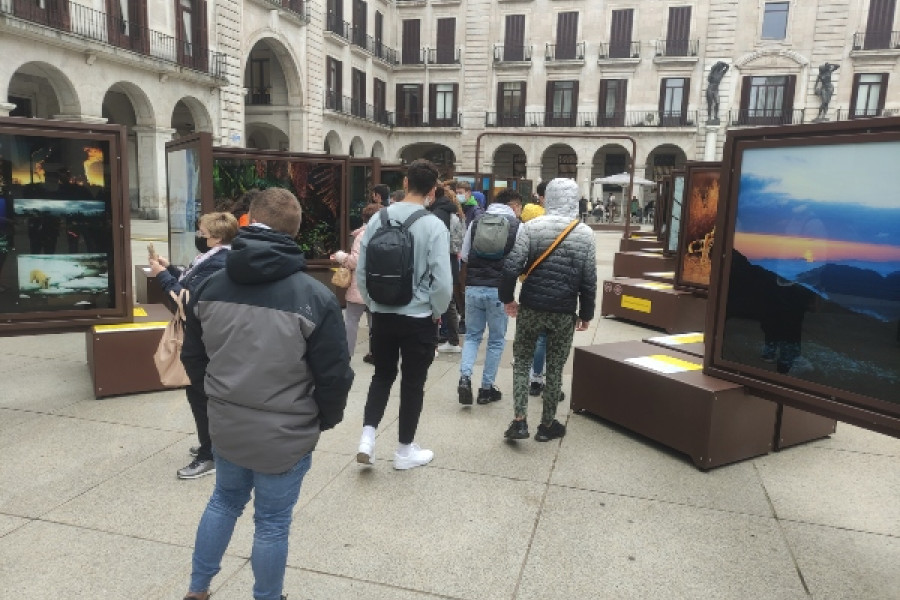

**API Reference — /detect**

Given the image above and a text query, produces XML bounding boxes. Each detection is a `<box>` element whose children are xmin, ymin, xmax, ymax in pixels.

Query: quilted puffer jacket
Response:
<box><xmin>499</xmin><ymin>178</ymin><xmax>597</xmax><ymax>321</ymax></box>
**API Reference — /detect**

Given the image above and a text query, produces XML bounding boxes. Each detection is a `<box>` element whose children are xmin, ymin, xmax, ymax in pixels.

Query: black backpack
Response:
<box><xmin>365</xmin><ymin>207</ymin><xmax>431</xmax><ymax>306</ymax></box>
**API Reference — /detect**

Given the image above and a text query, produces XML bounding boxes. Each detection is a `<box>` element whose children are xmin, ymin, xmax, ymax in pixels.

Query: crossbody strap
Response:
<box><xmin>169</xmin><ymin>288</ymin><xmax>190</xmax><ymax>322</ymax></box>
<box><xmin>522</xmin><ymin>220</ymin><xmax>579</xmax><ymax>281</ymax></box>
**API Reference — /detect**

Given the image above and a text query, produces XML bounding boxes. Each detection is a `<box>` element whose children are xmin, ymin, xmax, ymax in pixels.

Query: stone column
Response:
<box><xmin>287</xmin><ymin>107</ymin><xmax>306</xmax><ymax>152</ymax></box>
<box><xmin>526</xmin><ymin>163</ymin><xmax>542</xmax><ymax>186</ymax></box>
<box><xmin>577</xmin><ymin>163</ymin><xmax>593</xmax><ymax>200</ymax></box>
<box><xmin>703</xmin><ymin>124</ymin><xmax>720</xmax><ymax>162</ymax></box>
<box><xmin>0</xmin><ymin>102</ymin><xmax>16</xmax><ymax>117</ymax></box>
<box><xmin>132</xmin><ymin>126</ymin><xmax>176</xmax><ymax>220</ymax></box>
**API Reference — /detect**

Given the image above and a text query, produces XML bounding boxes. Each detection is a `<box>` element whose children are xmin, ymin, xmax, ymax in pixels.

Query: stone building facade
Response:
<box><xmin>1</xmin><ymin>0</ymin><xmax>897</xmax><ymax>215</ymax></box>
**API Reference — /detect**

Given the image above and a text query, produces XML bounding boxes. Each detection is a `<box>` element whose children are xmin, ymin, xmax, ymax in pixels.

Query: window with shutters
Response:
<box><xmin>546</xmin><ymin>80</ymin><xmax>577</xmax><ymax>126</ymax></box>
<box><xmin>175</xmin><ymin>0</ymin><xmax>207</xmax><ymax>70</ymax></box>
<box><xmin>739</xmin><ymin>75</ymin><xmax>796</xmax><ymax>124</ymax></box>
<box><xmin>598</xmin><ymin>80</ymin><xmax>627</xmax><ymax>126</ymax></box>
<box><xmin>326</xmin><ymin>57</ymin><xmax>342</xmax><ymax>111</ymax></box>
<box><xmin>435</xmin><ymin>18</ymin><xmax>456</xmax><ymax>64</ymax></box>
<box><xmin>351</xmin><ymin>68</ymin><xmax>366</xmax><ymax>117</ymax></box>
<box><xmin>850</xmin><ymin>73</ymin><xmax>889</xmax><ymax>118</ymax></box>
<box><xmin>327</xmin><ymin>0</ymin><xmax>344</xmax><ymax>36</ymax></box>
<box><xmin>609</xmin><ymin>9</ymin><xmax>634</xmax><ymax>58</ymax></box>
<box><xmin>430</xmin><ymin>83</ymin><xmax>457</xmax><ymax>126</ymax></box>
<box><xmin>665</xmin><ymin>6</ymin><xmax>692</xmax><ymax>56</ymax></box>
<box><xmin>352</xmin><ymin>0</ymin><xmax>367</xmax><ymax>47</ymax></box>
<box><xmin>863</xmin><ymin>0</ymin><xmax>897</xmax><ymax>49</ymax></box>
<box><xmin>761</xmin><ymin>2</ymin><xmax>789</xmax><ymax>40</ymax></box>
<box><xmin>397</xmin><ymin>84</ymin><xmax>423</xmax><ymax>126</ymax></box>
<box><xmin>106</xmin><ymin>0</ymin><xmax>148</xmax><ymax>53</ymax></box>
<box><xmin>374</xmin><ymin>78</ymin><xmax>387</xmax><ymax>124</ymax></box>
<box><xmin>659</xmin><ymin>77</ymin><xmax>690</xmax><ymax>125</ymax></box>
<box><xmin>402</xmin><ymin>19</ymin><xmax>422</xmax><ymax>64</ymax></box>
<box><xmin>503</xmin><ymin>14</ymin><xmax>526</xmax><ymax>61</ymax></box>
<box><xmin>554</xmin><ymin>12</ymin><xmax>578</xmax><ymax>60</ymax></box>
<box><xmin>247</xmin><ymin>58</ymin><xmax>271</xmax><ymax>105</ymax></box>
<box><xmin>497</xmin><ymin>81</ymin><xmax>526</xmax><ymax>126</ymax></box>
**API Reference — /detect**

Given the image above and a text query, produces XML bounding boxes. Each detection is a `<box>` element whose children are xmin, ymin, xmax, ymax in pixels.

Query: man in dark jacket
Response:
<box><xmin>499</xmin><ymin>178</ymin><xmax>597</xmax><ymax>442</ymax></box>
<box><xmin>428</xmin><ymin>186</ymin><xmax>462</xmax><ymax>351</ymax></box>
<box><xmin>181</xmin><ymin>187</ymin><xmax>353</xmax><ymax>600</ymax></box>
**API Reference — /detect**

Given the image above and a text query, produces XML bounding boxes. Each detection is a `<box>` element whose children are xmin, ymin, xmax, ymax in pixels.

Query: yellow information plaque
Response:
<box><xmin>621</xmin><ymin>295</ymin><xmax>651</xmax><ymax>313</ymax></box>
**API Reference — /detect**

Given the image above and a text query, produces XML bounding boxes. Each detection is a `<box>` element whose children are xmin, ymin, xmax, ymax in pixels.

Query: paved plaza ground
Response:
<box><xmin>0</xmin><ymin>221</ymin><xmax>897</xmax><ymax>599</ymax></box>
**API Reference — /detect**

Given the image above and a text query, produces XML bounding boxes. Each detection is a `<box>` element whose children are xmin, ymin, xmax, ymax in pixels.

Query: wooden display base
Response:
<box><xmin>572</xmin><ymin>341</ymin><xmax>778</xmax><ymax>470</ymax></box>
<box><xmin>601</xmin><ymin>277</ymin><xmax>706</xmax><ymax>333</ymax></box>
<box><xmin>619</xmin><ymin>236</ymin><xmax>663</xmax><ymax>252</ymax></box>
<box><xmin>641</xmin><ymin>270</ymin><xmax>675</xmax><ymax>283</ymax></box>
<box><xmin>85</xmin><ymin>304</ymin><xmax>174</xmax><ymax>398</ymax></box>
<box><xmin>134</xmin><ymin>266</ymin><xmax>168</xmax><ymax>305</ymax></box>
<box><xmin>641</xmin><ymin>333</ymin><xmax>837</xmax><ymax>449</ymax></box>
<box><xmin>612</xmin><ymin>251</ymin><xmax>675</xmax><ymax>278</ymax></box>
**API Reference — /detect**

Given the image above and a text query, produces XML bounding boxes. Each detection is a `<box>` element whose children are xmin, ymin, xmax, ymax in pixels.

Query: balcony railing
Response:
<box><xmin>349</xmin><ymin>28</ymin><xmax>399</xmax><ymax>64</ymax></box>
<box><xmin>485</xmin><ymin>110</ymin><xmax>696</xmax><ymax>128</ymax></box>
<box><xmin>324</xmin><ymin>92</ymin><xmax>394</xmax><ymax>126</ymax></box>
<box><xmin>256</xmin><ymin>0</ymin><xmax>309</xmax><ymax>21</ymax></box>
<box><xmin>245</xmin><ymin>88</ymin><xmax>271</xmax><ymax>105</ymax></box>
<box><xmin>1</xmin><ymin>0</ymin><xmax>227</xmax><ymax>77</ymax></box>
<box><xmin>598</xmin><ymin>41</ymin><xmax>641</xmax><ymax>59</ymax></box>
<box><xmin>852</xmin><ymin>30</ymin><xmax>900</xmax><ymax>50</ymax></box>
<box><xmin>655</xmin><ymin>38</ymin><xmax>699</xmax><ymax>57</ymax></box>
<box><xmin>424</xmin><ymin>47</ymin><xmax>461</xmax><ymax>65</ymax></box>
<box><xmin>729</xmin><ymin>108</ymin><xmax>805</xmax><ymax>126</ymax></box>
<box><xmin>400</xmin><ymin>48</ymin><xmax>427</xmax><ymax>65</ymax></box>
<box><xmin>326</xmin><ymin>13</ymin><xmax>350</xmax><ymax>40</ymax></box>
<box><xmin>545</xmin><ymin>42</ymin><xmax>585</xmax><ymax>61</ymax></box>
<box><xmin>394</xmin><ymin>112</ymin><xmax>462</xmax><ymax>127</ymax></box>
<box><xmin>836</xmin><ymin>107</ymin><xmax>899</xmax><ymax>120</ymax></box>
<box><xmin>493</xmin><ymin>44</ymin><xmax>532</xmax><ymax>62</ymax></box>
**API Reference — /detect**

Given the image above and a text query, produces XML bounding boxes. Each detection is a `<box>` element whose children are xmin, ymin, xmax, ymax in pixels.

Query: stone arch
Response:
<box><xmin>492</xmin><ymin>143</ymin><xmax>527</xmax><ymax>179</ymax></box>
<box><xmin>539</xmin><ymin>143</ymin><xmax>578</xmax><ymax>182</ymax></box>
<box><xmin>349</xmin><ymin>136</ymin><xmax>365</xmax><ymax>157</ymax></box>
<box><xmin>371</xmin><ymin>141</ymin><xmax>385</xmax><ymax>159</ymax></box>
<box><xmin>397</xmin><ymin>143</ymin><xmax>457</xmax><ymax>179</ymax></box>
<box><xmin>171</xmin><ymin>96</ymin><xmax>213</xmax><ymax>138</ymax></box>
<box><xmin>324</xmin><ymin>130</ymin><xmax>343</xmax><ymax>155</ymax></box>
<box><xmin>734</xmin><ymin>48</ymin><xmax>809</xmax><ymax>70</ymax></box>
<box><xmin>102</xmin><ymin>81</ymin><xmax>155</xmax><ymax>127</ymax></box>
<box><xmin>641</xmin><ymin>143</ymin><xmax>689</xmax><ymax>181</ymax></box>
<box><xmin>6</xmin><ymin>61</ymin><xmax>80</xmax><ymax>118</ymax></box>
<box><xmin>243</xmin><ymin>34</ymin><xmax>304</xmax><ymax>103</ymax></box>
<box><xmin>246</xmin><ymin>122</ymin><xmax>289</xmax><ymax>150</ymax></box>
<box><xmin>589</xmin><ymin>143</ymin><xmax>632</xmax><ymax>203</ymax></box>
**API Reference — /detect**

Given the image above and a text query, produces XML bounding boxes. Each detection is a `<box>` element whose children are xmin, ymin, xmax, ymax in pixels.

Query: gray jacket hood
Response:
<box><xmin>544</xmin><ymin>178</ymin><xmax>580</xmax><ymax>220</ymax></box>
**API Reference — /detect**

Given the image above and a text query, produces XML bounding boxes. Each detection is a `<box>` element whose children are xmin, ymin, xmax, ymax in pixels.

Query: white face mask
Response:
<box><xmin>456</xmin><ymin>193</ymin><xmax>466</xmax><ymax>203</ymax></box>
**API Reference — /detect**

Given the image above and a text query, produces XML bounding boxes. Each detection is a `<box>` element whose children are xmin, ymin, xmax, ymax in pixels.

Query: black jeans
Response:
<box><xmin>186</xmin><ymin>383</ymin><xmax>213</xmax><ymax>461</ymax></box>
<box><xmin>364</xmin><ymin>312</ymin><xmax>437</xmax><ymax>444</ymax></box>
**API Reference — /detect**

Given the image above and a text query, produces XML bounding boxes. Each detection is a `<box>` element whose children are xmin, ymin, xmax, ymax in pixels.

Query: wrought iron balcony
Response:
<box><xmin>598</xmin><ymin>41</ymin><xmax>641</xmax><ymax>59</ymax></box>
<box><xmin>326</xmin><ymin>13</ymin><xmax>350</xmax><ymax>40</ymax></box>
<box><xmin>836</xmin><ymin>107</ymin><xmax>898</xmax><ymax>120</ymax></box>
<box><xmin>485</xmin><ymin>110</ymin><xmax>697</xmax><ymax>128</ymax></box>
<box><xmin>728</xmin><ymin>108</ymin><xmax>805</xmax><ymax>127</ymax></box>
<box><xmin>394</xmin><ymin>112</ymin><xmax>462</xmax><ymax>127</ymax></box>
<box><xmin>424</xmin><ymin>47</ymin><xmax>461</xmax><ymax>65</ymax></box>
<box><xmin>254</xmin><ymin>0</ymin><xmax>309</xmax><ymax>22</ymax></box>
<box><xmin>349</xmin><ymin>28</ymin><xmax>398</xmax><ymax>64</ymax></box>
<box><xmin>245</xmin><ymin>88</ymin><xmax>272</xmax><ymax>106</ymax></box>
<box><xmin>1</xmin><ymin>0</ymin><xmax>227</xmax><ymax>77</ymax></box>
<box><xmin>852</xmin><ymin>30</ymin><xmax>900</xmax><ymax>50</ymax></box>
<box><xmin>493</xmin><ymin>44</ymin><xmax>532</xmax><ymax>63</ymax></box>
<box><xmin>400</xmin><ymin>48</ymin><xmax>427</xmax><ymax>65</ymax></box>
<box><xmin>545</xmin><ymin>42</ymin><xmax>585</xmax><ymax>61</ymax></box>
<box><xmin>324</xmin><ymin>92</ymin><xmax>393</xmax><ymax>127</ymax></box>
<box><xmin>655</xmin><ymin>38</ymin><xmax>699</xmax><ymax>57</ymax></box>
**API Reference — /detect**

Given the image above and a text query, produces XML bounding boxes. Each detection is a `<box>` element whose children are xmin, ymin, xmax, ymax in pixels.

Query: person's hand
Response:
<box><xmin>504</xmin><ymin>301</ymin><xmax>518</xmax><ymax>318</ymax></box>
<box><xmin>575</xmin><ymin>319</ymin><xmax>590</xmax><ymax>331</ymax></box>
<box><xmin>148</xmin><ymin>258</ymin><xmax>165</xmax><ymax>276</ymax></box>
<box><xmin>156</xmin><ymin>255</ymin><xmax>169</xmax><ymax>268</ymax></box>
<box><xmin>331</xmin><ymin>250</ymin><xmax>348</xmax><ymax>263</ymax></box>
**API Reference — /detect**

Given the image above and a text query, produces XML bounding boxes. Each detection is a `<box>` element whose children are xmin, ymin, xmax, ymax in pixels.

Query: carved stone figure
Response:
<box><xmin>814</xmin><ymin>63</ymin><xmax>839</xmax><ymax>120</ymax></box>
<box><xmin>705</xmin><ymin>62</ymin><xmax>730</xmax><ymax>124</ymax></box>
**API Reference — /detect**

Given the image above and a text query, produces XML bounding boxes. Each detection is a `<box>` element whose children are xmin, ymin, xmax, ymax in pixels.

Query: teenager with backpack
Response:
<box><xmin>355</xmin><ymin>159</ymin><xmax>453</xmax><ymax>470</ymax></box>
<box><xmin>457</xmin><ymin>189</ymin><xmax>523</xmax><ymax>405</ymax></box>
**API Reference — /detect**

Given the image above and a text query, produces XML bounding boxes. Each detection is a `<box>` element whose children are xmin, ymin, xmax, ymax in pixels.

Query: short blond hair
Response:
<box><xmin>199</xmin><ymin>212</ymin><xmax>239</xmax><ymax>244</ymax></box>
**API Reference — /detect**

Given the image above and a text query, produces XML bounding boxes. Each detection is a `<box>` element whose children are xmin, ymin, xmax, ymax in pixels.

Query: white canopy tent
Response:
<box><xmin>592</xmin><ymin>172</ymin><xmax>656</xmax><ymax>223</ymax></box>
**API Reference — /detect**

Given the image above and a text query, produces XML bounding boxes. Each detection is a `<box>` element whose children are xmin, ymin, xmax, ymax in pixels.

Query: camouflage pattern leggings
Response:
<box><xmin>512</xmin><ymin>306</ymin><xmax>576</xmax><ymax>425</ymax></box>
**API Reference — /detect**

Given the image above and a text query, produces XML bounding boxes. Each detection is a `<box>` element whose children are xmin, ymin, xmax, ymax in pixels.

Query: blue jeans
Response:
<box><xmin>189</xmin><ymin>452</ymin><xmax>313</xmax><ymax>600</ymax></box>
<box><xmin>531</xmin><ymin>332</ymin><xmax>547</xmax><ymax>380</ymax></box>
<box><xmin>460</xmin><ymin>286</ymin><xmax>508</xmax><ymax>388</ymax></box>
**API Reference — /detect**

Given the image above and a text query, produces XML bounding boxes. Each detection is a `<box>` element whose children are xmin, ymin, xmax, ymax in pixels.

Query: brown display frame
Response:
<box><xmin>662</xmin><ymin>170</ymin><xmax>686</xmax><ymax>256</ymax></box>
<box><xmin>654</xmin><ymin>176</ymin><xmax>670</xmax><ymax>241</ymax></box>
<box><xmin>164</xmin><ymin>132</ymin><xmax>214</xmax><ymax>269</ymax></box>
<box><xmin>673</xmin><ymin>162</ymin><xmax>721</xmax><ymax>293</ymax></box>
<box><xmin>0</xmin><ymin>117</ymin><xmax>132</xmax><ymax>334</ymax></box>
<box><xmin>705</xmin><ymin>117</ymin><xmax>900</xmax><ymax>438</ymax></box>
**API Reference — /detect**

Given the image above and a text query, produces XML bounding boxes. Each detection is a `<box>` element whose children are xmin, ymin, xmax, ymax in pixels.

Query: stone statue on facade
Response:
<box><xmin>814</xmin><ymin>62</ymin><xmax>839</xmax><ymax>121</ymax></box>
<box><xmin>705</xmin><ymin>61</ymin><xmax>729</xmax><ymax>125</ymax></box>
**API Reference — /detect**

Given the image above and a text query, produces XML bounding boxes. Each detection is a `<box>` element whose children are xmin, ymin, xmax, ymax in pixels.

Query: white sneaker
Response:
<box><xmin>437</xmin><ymin>342</ymin><xmax>462</xmax><ymax>353</ymax></box>
<box><xmin>393</xmin><ymin>443</ymin><xmax>434</xmax><ymax>470</ymax></box>
<box><xmin>357</xmin><ymin>438</ymin><xmax>375</xmax><ymax>466</ymax></box>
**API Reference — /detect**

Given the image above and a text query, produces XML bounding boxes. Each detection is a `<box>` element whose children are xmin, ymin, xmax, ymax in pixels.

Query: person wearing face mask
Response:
<box><xmin>149</xmin><ymin>211</ymin><xmax>239</xmax><ymax>480</ymax></box>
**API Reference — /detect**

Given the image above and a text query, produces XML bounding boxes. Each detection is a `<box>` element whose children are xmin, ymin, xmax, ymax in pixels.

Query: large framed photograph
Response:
<box><xmin>674</xmin><ymin>162</ymin><xmax>721</xmax><ymax>293</ymax></box>
<box><xmin>0</xmin><ymin>117</ymin><xmax>131</xmax><ymax>333</ymax></box>
<box><xmin>663</xmin><ymin>171</ymin><xmax>686</xmax><ymax>256</ymax></box>
<box><xmin>706</xmin><ymin>118</ymin><xmax>900</xmax><ymax>437</ymax></box>
<box><xmin>165</xmin><ymin>133</ymin><xmax>213</xmax><ymax>269</ymax></box>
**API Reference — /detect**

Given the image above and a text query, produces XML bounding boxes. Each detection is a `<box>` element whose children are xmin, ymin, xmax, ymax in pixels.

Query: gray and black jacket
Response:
<box><xmin>182</xmin><ymin>226</ymin><xmax>354</xmax><ymax>474</ymax></box>
<box><xmin>499</xmin><ymin>181</ymin><xmax>597</xmax><ymax>321</ymax></box>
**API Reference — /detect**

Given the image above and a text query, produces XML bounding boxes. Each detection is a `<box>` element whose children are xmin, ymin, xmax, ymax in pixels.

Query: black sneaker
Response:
<box><xmin>504</xmin><ymin>419</ymin><xmax>529</xmax><ymax>440</ymax></box>
<box><xmin>476</xmin><ymin>385</ymin><xmax>502</xmax><ymax>404</ymax></box>
<box><xmin>458</xmin><ymin>375</ymin><xmax>473</xmax><ymax>405</ymax></box>
<box><xmin>534</xmin><ymin>420</ymin><xmax>566</xmax><ymax>442</ymax></box>
<box><xmin>529</xmin><ymin>381</ymin><xmax>544</xmax><ymax>397</ymax></box>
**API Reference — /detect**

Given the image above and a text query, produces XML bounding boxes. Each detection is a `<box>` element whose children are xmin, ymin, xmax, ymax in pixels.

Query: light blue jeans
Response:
<box><xmin>189</xmin><ymin>452</ymin><xmax>312</xmax><ymax>600</ymax></box>
<box><xmin>460</xmin><ymin>286</ymin><xmax>508</xmax><ymax>388</ymax></box>
<box><xmin>531</xmin><ymin>332</ymin><xmax>547</xmax><ymax>381</ymax></box>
